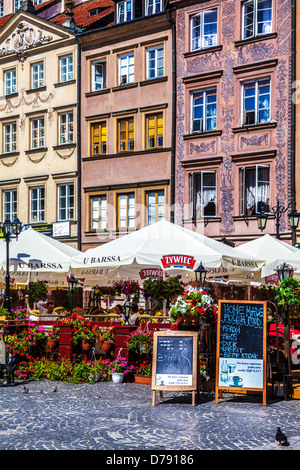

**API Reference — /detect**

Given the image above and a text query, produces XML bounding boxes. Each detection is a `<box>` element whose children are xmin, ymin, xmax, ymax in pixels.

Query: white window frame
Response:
<box><xmin>4</xmin><ymin>69</ymin><xmax>16</xmax><ymax>95</ymax></box>
<box><xmin>14</xmin><ymin>0</ymin><xmax>22</xmax><ymax>11</ymax></box>
<box><xmin>59</xmin><ymin>112</ymin><xmax>74</xmax><ymax>145</ymax></box>
<box><xmin>3</xmin><ymin>189</ymin><xmax>17</xmax><ymax>221</ymax></box>
<box><xmin>240</xmin><ymin>164</ymin><xmax>270</xmax><ymax>216</ymax></box>
<box><xmin>60</xmin><ymin>54</ymin><xmax>73</xmax><ymax>83</ymax></box>
<box><xmin>146</xmin><ymin>190</ymin><xmax>165</xmax><ymax>225</ymax></box>
<box><xmin>91</xmin><ymin>195</ymin><xmax>107</xmax><ymax>230</ymax></box>
<box><xmin>4</xmin><ymin>122</ymin><xmax>17</xmax><ymax>153</ymax></box>
<box><xmin>0</xmin><ymin>2</ymin><xmax>4</xmax><ymax>17</ymax></box>
<box><xmin>191</xmin><ymin>88</ymin><xmax>217</xmax><ymax>133</ymax></box>
<box><xmin>242</xmin><ymin>0</ymin><xmax>272</xmax><ymax>40</ymax></box>
<box><xmin>146</xmin><ymin>44</ymin><xmax>164</xmax><ymax>79</ymax></box>
<box><xmin>116</xmin><ymin>0</ymin><xmax>132</xmax><ymax>23</ymax></box>
<box><xmin>189</xmin><ymin>171</ymin><xmax>217</xmax><ymax>219</ymax></box>
<box><xmin>58</xmin><ymin>183</ymin><xmax>74</xmax><ymax>221</ymax></box>
<box><xmin>190</xmin><ymin>9</ymin><xmax>218</xmax><ymax>52</ymax></box>
<box><xmin>241</xmin><ymin>78</ymin><xmax>271</xmax><ymax>126</ymax></box>
<box><xmin>118</xmin><ymin>193</ymin><xmax>135</xmax><ymax>229</ymax></box>
<box><xmin>145</xmin><ymin>0</ymin><xmax>163</xmax><ymax>15</ymax></box>
<box><xmin>31</xmin><ymin>61</ymin><xmax>44</xmax><ymax>89</ymax></box>
<box><xmin>30</xmin><ymin>186</ymin><xmax>45</xmax><ymax>223</ymax></box>
<box><xmin>31</xmin><ymin>117</ymin><xmax>45</xmax><ymax>149</ymax></box>
<box><xmin>118</xmin><ymin>52</ymin><xmax>134</xmax><ymax>85</ymax></box>
<box><xmin>91</xmin><ymin>59</ymin><xmax>106</xmax><ymax>91</ymax></box>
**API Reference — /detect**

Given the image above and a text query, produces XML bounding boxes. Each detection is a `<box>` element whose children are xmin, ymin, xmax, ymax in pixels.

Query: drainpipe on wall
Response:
<box><xmin>76</xmin><ymin>39</ymin><xmax>82</xmax><ymax>251</ymax></box>
<box><xmin>291</xmin><ymin>0</ymin><xmax>296</xmax><ymax>245</ymax></box>
<box><xmin>167</xmin><ymin>9</ymin><xmax>176</xmax><ymax>224</ymax></box>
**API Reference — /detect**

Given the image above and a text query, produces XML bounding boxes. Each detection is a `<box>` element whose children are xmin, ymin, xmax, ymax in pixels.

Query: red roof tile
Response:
<box><xmin>51</xmin><ymin>0</ymin><xmax>114</xmax><ymax>30</ymax></box>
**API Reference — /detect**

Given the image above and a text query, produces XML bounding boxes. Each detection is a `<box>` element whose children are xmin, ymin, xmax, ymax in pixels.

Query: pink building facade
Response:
<box><xmin>170</xmin><ymin>0</ymin><xmax>296</xmax><ymax>245</ymax></box>
<box><xmin>78</xmin><ymin>3</ymin><xmax>174</xmax><ymax>250</ymax></box>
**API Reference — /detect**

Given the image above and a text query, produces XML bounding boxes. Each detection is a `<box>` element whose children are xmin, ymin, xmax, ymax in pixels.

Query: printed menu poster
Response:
<box><xmin>218</xmin><ymin>300</ymin><xmax>265</xmax><ymax>390</ymax></box>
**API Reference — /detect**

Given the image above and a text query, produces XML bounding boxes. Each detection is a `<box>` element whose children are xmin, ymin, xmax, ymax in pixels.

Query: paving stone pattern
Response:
<box><xmin>1</xmin><ymin>380</ymin><xmax>300</xmax><ymax>451</ymax></box>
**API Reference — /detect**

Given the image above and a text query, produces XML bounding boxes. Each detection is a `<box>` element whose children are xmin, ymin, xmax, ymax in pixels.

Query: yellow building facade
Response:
<box><xmin>0</xmin><ymin>9</ymin><xmax>79</xmax><ymax>248</ymax></box>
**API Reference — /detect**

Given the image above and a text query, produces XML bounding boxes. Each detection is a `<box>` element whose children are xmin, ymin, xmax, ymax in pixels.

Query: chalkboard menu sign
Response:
<box><xmin>216</xmin><ymin>300</ymin><xmax>267</xmax><ymax>405</ymax></box>
<box><xmin>152</xmin><ymin>330</ymin><xmax>198</xmax><ymax>405</ymax></box>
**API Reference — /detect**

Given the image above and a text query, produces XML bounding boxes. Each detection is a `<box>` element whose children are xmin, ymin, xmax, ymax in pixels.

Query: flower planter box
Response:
<box><xmin>58</xmin><ymin>345</ymin><xmax>73</xmax><ymax>358</ymax></box>
<box><xmin>59</xmin><ymin>333</ymin><xmax>73</xmax><ymax>345</ymax></box>
<box><xmin>134</xmin><ymin>375</ymin><xmax>152</xmax><ymax>385</ymax></box>
<box><xmin>58</xmin><ymin>325</ymin><xmax>73</xmax><ymax>333</ymax></box>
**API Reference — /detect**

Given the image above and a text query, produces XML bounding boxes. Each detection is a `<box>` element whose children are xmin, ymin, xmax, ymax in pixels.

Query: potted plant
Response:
<box><xmin>134</xmin><ymin>360</ymin><xmax>152</xmax><ymax>384</ymax></box>
<box><xmin>93</xmin><ymin>326</ymin><xmax>115</xmax><ymax>352</ymax></box>
<box><xmin>105</xmin><ymin>357</ymin><xmax>135</xmax><ymax>383</ymax></box>
<box><xmin>169</xmin><ymin>287</ymin><xmax>214</xmax><ymax>330</ymax></box>
<box><xmin>47</xmin><ymin>326</ymin><xmax>60</xmax><ymax>349</ymax></box>
<box><xmin>112</xmin><ymin>280</ymin><xmax>140</xmax><ymax>299</ymax></box>
<box><xmin>127</xmin><ymin>328</ymin><xmax>153</xmax><ymax>355</ymax></box>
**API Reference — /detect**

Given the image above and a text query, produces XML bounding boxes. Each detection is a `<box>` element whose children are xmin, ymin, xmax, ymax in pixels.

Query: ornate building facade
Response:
<box><xmin>0</xmin><ymin>6</ymin><xmax>79</xmax><ymax>247</ymax></box>
<box><xmin>170</xmin><ymin>0</ymin><xmax>296</xmax><ymax>245</ymax></box>
<box><xmin>77</xmin><ymin>0</ymin><xmax>174</xmax><ymax>250</ymax></box>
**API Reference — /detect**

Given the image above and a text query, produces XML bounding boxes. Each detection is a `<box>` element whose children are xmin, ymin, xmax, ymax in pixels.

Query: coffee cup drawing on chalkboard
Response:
<box><xmin>232</xmin><ymin>376</ymin><xmax>243</xmax><ymax>387</ymax></box>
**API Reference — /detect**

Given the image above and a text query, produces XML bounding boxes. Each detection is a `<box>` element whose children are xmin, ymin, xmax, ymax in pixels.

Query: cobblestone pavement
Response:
<box><xmin>0</xmin><ymin>380</ymin><xmax>300</xmax><ymax>452</ymax></box>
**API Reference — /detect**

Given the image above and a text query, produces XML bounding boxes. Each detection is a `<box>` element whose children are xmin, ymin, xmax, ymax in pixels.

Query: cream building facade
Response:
<box><xmin>0</xmin><ymin>8</ymin><xmax>79</xmax><ymax>248</ymax></box>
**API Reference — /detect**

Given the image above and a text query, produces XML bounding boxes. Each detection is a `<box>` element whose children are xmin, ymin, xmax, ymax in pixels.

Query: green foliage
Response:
<box><xmin>26</xmin><ymin>281</ymin><xmax>48</xmax><ymax>305</ymax></box>
<box><xmin>274</xmin><ymin>277</ymin><xmax>300</xmax><ymax>314</ymax></box>
<box><xmin>142</xmin><ymin>276</ymin><xmax>184</xmax><ymax>303</ymax></box>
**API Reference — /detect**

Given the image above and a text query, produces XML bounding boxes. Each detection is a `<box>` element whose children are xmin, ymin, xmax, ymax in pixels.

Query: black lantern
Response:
<box><xmin>68</xmin><ymin>274</ymin><xmax>79</xmax><ymax>314</ymax></box>
<box><xmin>288</xmin><ymin>207</ymin><xmax>300</xmax><ymax>231</ymax></box>
<box><xmin>275</xmin><ymin>262</ymin><xmax>294</xmax><ymax>282</ymax></box>
<box><xmin>257</xmin><ymin>211</ymin><xmax>268</xmax><ymax>232</ymax></box>
<box><xmin>123</xmin><ymin>299</ymin><xmax>132</xmax><ymax>326</ymax></box>
<box><xmin>194</xmin><ymin>261</ymin><xmax>207</xmax><ymax>285</ymax></box>
<box><xmin>0</xmin><ymin>217</ymin><xmax>22</xmax><ymax>311</ymax></box>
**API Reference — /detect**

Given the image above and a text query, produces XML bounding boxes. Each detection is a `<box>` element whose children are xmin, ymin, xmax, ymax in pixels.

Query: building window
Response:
<box><xmin>0</xmin><ymin>2</ymin><xmax>4</xmax><ymax>17</ymax></box>
<box><xmin>146</xmin><ymin>190</ymin><xmax>165</xmax><ymax>225</ymax></box>
<box><xmin>118</xmin><ymin>117</ymin><xmax>134</xmax><ymax>152</ymax></box>
<box><xmin>146</xmin><ymin>45</ymin><xmax>164</xmax><ymax>79</ymax></box>
<box><xmin>33</xmin><ymin>0</ymin><xmax>42</xmax><ymax>5</ymax></box>
<box><xmin>91</xmin><ymin>122</ymin><xmax>107</xmax><ymax>156</ymax></box>
<box><xmin>118</xmin><ymin>52</ymin><xmax>134</xmax><ymax>85</ymax></box>
<box><xmin>3</xmin><ymin>190</ymin><xmax>17</xmax><ymax>221</ymax></box>
<box><xmin>91</xmin><ymin>59</ymin><xmax>106</xmax><ymax>91</ymax></box>
<box><xmin>191</xmin><ymin>9</ymin><xmax>218</xmax><ymax>51</ymax></box>
<box><xmin>146</xmin><ymin>113</ymin><xmax>163</xmax><ymax>148</ymax></box>
<box><xmin>116</xmin><ymin>0</ymin><xmax>132</xmax><ymax>23</ymax></box>
<box><xmin>145</xmin><ymin>0</ymin><xmax>163</xmax><ymax>15</ymax></box>
<box><xmin>240</xmin><ymin>165</ymin><xmax>270</xmax><ymax>216</ymax></box>
<box><xmin>58</xmin><ymin>183</ymin><xmax>74</xmax><ymax>221</ymax></box>
<box><xmin>242</xmin><ymin>78</ymin><xmax>270</xmax><ymax>125</ymax></box>
<box><xmin>60</xmin><ymin>54</ymin><xmax>73</xmax><ymax>82</ymax></box>
<box><xmin>4</xmin><ymin>69</ymin><xmax>16</xmax><ymax>95</ymax></box>
<box><xmin>190</xmin><ymin>171</ymin><xmax>217</xmax><ymax>218</ymax></box>
<box><xmin>91</xmin><ymin>195</ymin><xmax>107</xmax><ymax>230</ymax></box>
<box><xmin>118</xmin><ymin>193</ymin><xmax>135</xmax><ymax>229</ymax></box>
<box><xmin>59</xmin><ymin>112</ymin><xmax>74</xmax><ymax>145</ymax></box>
<box><xmin>14</xmin><ymin>0</ymin><xmax>22</xmax><ymax>11</ymax></box>
<box><xmin>31</xmin><ymin>117</ymin><xmax>45</xmax><ymax>149</ymax></box>
<box><xmin>191</xmin><ymin>88</ymin><xmax>217</xmax><ymax>133</ymax></box>
<box><xmin>4</xmin><ymin>122</ymin><xmax>17</xmax><ymax>153</ymax></box>
<box><xmin>31</xmin><ymin>62</ymin><xmax>44</xmax><ymax>89</ymax></box>
<box><xmin>30</xmin><ymin>187</ymin><xmax>45</xmax><ymax>223</ymax></box>
<box><xmin>242</xmin><ymin>0</ymin><xmax>272</xmax><ymax>40</ymax></box>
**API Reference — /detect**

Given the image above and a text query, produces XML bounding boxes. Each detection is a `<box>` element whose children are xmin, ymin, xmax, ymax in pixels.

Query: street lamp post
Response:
<box><xmin>68</xmin><ymin>274</ymin><xmax>79</xmax><ymax>315</ymax></box>
<box><xmin>123</xmin><ymin>298</ymin><xmax>132</xmax><ymax>326</ymax></box>
<box><xmin>257</xmin><ymin>199</ymin><xmax>300</xmax><ymax>244</ymax></box>
<box><xmin>275</xmin><ymin>262</ymin><xmax>294</xmax><ymax>381</ymax></box>
<box><xmin>0</xmin><ymin>217</ymin><xmax>22</xmax><ymax>311</ymax></box>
